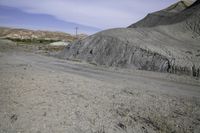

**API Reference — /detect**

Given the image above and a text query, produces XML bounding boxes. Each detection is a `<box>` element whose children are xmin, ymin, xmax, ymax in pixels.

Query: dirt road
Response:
<box><xmin>0</xmin><ymin>40</ymin><xmax>200</xmax><ymax>133</ymax></box>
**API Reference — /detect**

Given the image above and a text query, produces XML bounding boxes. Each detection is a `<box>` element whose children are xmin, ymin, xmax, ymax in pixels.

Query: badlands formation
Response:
<box><xmin>60</xmin><ymin>0</ymin><xmax>200</xmax><ymax>77</ymax></box>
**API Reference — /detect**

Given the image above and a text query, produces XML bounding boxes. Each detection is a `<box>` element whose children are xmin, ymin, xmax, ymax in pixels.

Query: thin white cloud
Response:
<box><xmin>0</xmin><ymin>0</ymin><xmax>177</xmax><ymax>29</ymax></box>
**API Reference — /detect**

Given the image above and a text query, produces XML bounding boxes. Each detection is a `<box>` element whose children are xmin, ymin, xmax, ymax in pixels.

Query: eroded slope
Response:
<box><xmin>60</xmin><ymin>1</ymin><xmax>200</xmax><ymax>77</ymax></box>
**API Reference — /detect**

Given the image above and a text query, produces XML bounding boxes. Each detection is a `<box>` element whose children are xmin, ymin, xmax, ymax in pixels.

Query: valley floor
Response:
<box><xmin>0</xmin><ymin>39</ymin><xmax>200</xmax><ymax>133</ymax></box>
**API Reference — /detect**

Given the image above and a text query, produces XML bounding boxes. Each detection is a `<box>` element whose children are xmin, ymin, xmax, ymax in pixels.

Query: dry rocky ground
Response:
<box><xmin>0</xmin><ymin>39</ymin><xmax>200</xmax><ymax>133</ymax></box>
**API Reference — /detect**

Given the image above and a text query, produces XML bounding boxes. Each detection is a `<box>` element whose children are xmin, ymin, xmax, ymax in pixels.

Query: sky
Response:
<box><xmin>0</xmin><ymin>0</ymin><xmax>178</xmax><ymax>34</ymax></box>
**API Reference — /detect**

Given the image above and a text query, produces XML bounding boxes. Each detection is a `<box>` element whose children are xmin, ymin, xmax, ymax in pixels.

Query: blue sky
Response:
<box><xmin>0</xmin><ymin>0</ymin><xmax>178</xmax><ymax>34</ymax></box>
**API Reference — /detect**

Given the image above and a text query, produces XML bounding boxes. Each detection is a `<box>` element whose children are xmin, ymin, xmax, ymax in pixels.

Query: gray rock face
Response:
<box><xmin>60</xmin><ymin>35</ymin><xmax>170</xmax><ymax>72</ymax></box>
<box><xmin>59</xmin><ymin>1</ymin><xmax>200</xmax><ymax>77</ymax></box>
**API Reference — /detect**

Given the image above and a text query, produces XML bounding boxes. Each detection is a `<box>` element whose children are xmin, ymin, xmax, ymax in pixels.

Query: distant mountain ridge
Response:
<box><xmin>0</xmin><ymin>27</ymin><xmax>87</xmax><ymax>42</ymax></box>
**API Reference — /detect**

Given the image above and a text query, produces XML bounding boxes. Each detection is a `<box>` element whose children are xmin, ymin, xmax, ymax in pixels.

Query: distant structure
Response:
<box><xmin>75</xmin><ymin>27</ymin><xmax>78</xmax><ymax>38</ymax></box>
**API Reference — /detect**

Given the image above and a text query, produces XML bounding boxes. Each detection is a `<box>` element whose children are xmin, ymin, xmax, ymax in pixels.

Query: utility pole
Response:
<box><xmin>75</xmin><ymin>27</ymin><xmax>78</xmax><ymax>38</ymax></box>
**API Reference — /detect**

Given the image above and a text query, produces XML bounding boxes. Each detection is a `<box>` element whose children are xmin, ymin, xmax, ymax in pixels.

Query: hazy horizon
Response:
<box><xmin>0</xmin><ymin>0</ymin><xmax>177</xmax><ymax>34</ymax></box>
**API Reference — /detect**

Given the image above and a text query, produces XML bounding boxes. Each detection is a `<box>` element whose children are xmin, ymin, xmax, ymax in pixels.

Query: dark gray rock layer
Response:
<box><xmin>60</xmin><ymin>35</ymin><xmax>171</xmax><ymax>72</ymax></box>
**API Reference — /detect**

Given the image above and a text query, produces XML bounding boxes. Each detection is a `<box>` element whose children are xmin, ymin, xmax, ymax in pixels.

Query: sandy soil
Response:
<box><xmin>0</xmin><ymin>39</ymin><xmax>200</xmax><ymax>133</ymax></box>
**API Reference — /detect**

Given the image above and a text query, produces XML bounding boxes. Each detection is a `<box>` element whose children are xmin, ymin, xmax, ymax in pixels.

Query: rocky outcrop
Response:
<box><xmin>59</xmin><ymin>1</ymin><xmax>200</xmax><ymax>78</ymax></box>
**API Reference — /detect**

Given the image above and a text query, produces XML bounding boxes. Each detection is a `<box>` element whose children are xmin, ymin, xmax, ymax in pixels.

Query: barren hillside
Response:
<box><xmin>59</xmin><ymin>0</ymin><xmax>200</xmax><ymax>78</ymax></box>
